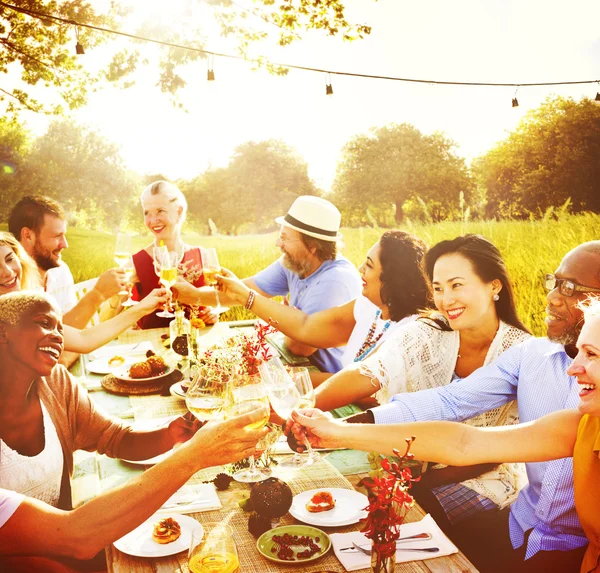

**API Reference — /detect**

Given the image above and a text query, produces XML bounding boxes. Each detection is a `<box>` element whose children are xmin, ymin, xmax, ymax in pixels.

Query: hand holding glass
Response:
<box><xmin>153</xmin><ymin>245</ymin><xmax>177</xmax><ymax>318</ymax></box>
<box><xmin>227</xmin><ymin>369</ymin><xmax>271</xmax><ymax>482</ymax></box>
<box><xmin>259</xmin><ymin>358</ymin><xmax>318</xmax><ymax>467</ymax></box>
<box><xmin>203</xmin><ymin>248</ymin><xmax>228</xmax><ymax>315</ymax></box>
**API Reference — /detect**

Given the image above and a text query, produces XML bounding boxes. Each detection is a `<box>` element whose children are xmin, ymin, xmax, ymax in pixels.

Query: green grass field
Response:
<box><xmin>3</xmin><ymin>214</ymin><xmax>599</xmax><ymax>336</ymax></box>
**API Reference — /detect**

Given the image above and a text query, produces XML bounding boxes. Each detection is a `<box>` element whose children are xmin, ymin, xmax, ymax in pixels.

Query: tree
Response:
<box><xmin>182</xmin><ymin>139</ymin><xmax>318</xmax><ymax>234</ymax></box>
<box><xmin>473</xmin><ymin>96</ymin><xmax>600</xmax><ymax>218</ymax></box>
<box><xmin>15</xmin><ymin>119</ymin><xmax>141</xmax><ymax>230</ymax></box>
<box><xmin>0</xmin><ymin>0</ymin><xmax>371</xmax><ymax>116</ymax></box>
<box><xmin>0</xmin><ymin>116</ymin><xmax>30</xmax><ymax>220</ymax></box>
<box><xmin>332</xmin><ymin>123</ymin><xmax>474</xmax><ymax>224</ymax></box>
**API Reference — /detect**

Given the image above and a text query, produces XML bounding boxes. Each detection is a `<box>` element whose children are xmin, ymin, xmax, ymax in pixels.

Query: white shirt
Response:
<box><xmin>45</xmin><ymin>262</ymin><xmax>77</xmax><ymax>314</ymax></box>
<box><xmin>0</xmin><ymin>401</ymin><xmax>64</xmax><ymax>507</ymax></box>
<box><xmin>340</xmin><ymin>295</ymin><xmax>414</xmax><ymax>368</ymax></box>
<box><xmin>0</xmin><ymin>488</ymin><xmax>24</xmax><ymax>528</ymax></box>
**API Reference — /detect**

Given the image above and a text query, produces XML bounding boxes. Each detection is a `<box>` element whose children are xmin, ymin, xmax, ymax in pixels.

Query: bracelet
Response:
<box><xmin>245</xmin><ymin>289</ymin><xmax>256</xmax><ymax>310</ymax></box>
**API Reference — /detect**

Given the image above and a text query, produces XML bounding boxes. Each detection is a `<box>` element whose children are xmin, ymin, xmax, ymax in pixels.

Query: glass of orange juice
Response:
<box><xmin>188</xmin><ymin>523</ymin><xmax>239</xmax><ymax>573</ymax></box>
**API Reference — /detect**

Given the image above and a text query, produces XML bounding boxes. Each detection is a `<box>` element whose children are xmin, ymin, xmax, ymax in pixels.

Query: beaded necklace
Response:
<box><xmin>354</xmin><ymin>309</ymin><xmax>392</xmax><ymax>362</ymax></box>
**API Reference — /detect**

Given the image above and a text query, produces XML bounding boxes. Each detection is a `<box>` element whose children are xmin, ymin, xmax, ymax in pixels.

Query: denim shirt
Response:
<box><xmin>372</xmin><ymin>337</ymin><xmax>588</xmax><ymax>558</ymax></box>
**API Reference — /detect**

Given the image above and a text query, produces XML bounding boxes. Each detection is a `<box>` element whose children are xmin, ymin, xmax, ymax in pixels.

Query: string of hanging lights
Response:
<box><xmin>1</xmin><ymin>0</ymin><xmax>599</xmax><ymax>108</ymax></box>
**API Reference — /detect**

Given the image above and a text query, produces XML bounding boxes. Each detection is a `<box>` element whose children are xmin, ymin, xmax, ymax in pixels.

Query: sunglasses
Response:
<box><xmin>544</xmin><ymin>273</ymin><xmax>600</xmax><ymax>298</ymax></box>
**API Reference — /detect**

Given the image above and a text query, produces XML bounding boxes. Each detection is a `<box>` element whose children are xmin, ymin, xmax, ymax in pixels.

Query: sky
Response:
<box><xmin>15</xmin><ymin>0</ymin><xmax>600</xmax><ymax>192</ymax></box>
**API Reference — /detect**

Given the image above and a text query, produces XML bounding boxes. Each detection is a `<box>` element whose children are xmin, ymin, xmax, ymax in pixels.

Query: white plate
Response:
<box><xmin>169</xmin><ymin>382</ymin><xmax>188</xmax><ymax>400</ymax></box>
<box><xmin>114</xmin><ymin>365</ymin><xmax>173</xmax><ymax>383</ymax></box>
<box><xmin>87</xmin><ymin>356</ymin><xmax>135</xmax><ymax>375</ymax></box>
<box><xmin>289</xmin><ymin>488</ymin><xmax>368</xmax><ymax>527</ymax></box>
<box><xmin>113</xmin><ymin>513</ymin><xmax>199</xmax><ymax>558</ymax></box>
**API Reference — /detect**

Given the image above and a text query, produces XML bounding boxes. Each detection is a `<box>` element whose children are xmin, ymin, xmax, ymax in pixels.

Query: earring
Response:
<box><xmin>493</xmin><ymin>293</ymin><xmax>500</xmax><ymax>302</ymax></box>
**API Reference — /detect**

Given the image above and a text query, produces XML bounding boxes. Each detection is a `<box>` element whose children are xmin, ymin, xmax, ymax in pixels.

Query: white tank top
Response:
<box><xmin>0</xmin><ymin>400</ymin><xmax>64</xmax><ymax>507</ymax></box>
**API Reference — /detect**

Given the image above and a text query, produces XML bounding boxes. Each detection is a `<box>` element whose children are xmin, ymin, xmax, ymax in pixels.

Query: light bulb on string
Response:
<box><xmin>594</xmin><ymin>92</ymin><xmax>600</xmax><ymax>105</ymax></box>
<box><xmin>75</xmin><ymin>27</ymin><xmax>84</xmax><ymax>55</ymax></box>
<box><xmin>325</xmin><ymin>73</ymin><xmax>333</xmax><ymax>96</ymax></box>
<box><xmin>207</xmin><ymin>54</ymin><xmax>215</xmax><ymax>81</ymax></box>
<box><xmin>512</xmin><ymin>87</ymin><xmax>520</xmax><ymax>108</ymax></box>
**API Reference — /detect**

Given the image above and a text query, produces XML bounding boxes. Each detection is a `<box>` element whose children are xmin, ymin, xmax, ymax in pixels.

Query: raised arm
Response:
<box><xmin>0</xmin><ymin>409</ymin><xmax>267</xmax><ymax>560</ymax></box>
<box><xmin>292</xmin><ymin>408</ymin><xmax>581</xmax><ymax>464</ymax></box>
<box><xmin>62</xmin><ymin>269</ymin><xmax>127</xmax><ymax>329</ymax></box>
<box><xmin>63</xmin><ymin>288</ymin><xmax>168</xmax><ymax>353</ymax></box>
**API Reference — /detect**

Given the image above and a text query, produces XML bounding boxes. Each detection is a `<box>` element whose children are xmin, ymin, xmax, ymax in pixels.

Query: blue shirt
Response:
<box><xmin>252</xmin><ymin>256</ymin><xmax>362</xmax><ymax>372</ymax></box>
<box><xmin>372</xmin><ymin>337</ymin><xmax>587</xmax><ymax>559</ymax></box>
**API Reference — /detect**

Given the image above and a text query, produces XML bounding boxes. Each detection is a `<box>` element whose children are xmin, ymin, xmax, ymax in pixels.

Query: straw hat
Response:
<box><xmin>275</xmin><ymin>196</ymin><xmax>341</xmax><ymax>242</ymax></box>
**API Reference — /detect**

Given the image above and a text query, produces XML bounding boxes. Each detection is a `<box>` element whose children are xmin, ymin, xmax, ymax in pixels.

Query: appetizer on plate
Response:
<box><xmin>152</xmin><ymin>517</ymin><xmax>181</xmax><ymax>544</ymax></box>
<box><xmin>306</xmin><ymin>491</ymin><xmax>336</xmax><ymax>513</ymax></box>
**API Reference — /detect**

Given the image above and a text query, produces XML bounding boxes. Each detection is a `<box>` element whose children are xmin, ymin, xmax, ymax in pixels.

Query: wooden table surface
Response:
<box><xmin>73</xmin><ymin>325</ymin><xmax>479</xmax><ymax>573</ymax></box>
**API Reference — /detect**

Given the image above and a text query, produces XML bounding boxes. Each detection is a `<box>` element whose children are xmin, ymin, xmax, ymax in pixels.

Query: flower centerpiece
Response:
<box><xmin>359</xmin><ymin>438</ymin><xmax>418</xmax><ymax>573</ymax></box>
<box><xmin>229</xmin><ymin>321</ymin><xmax>276</xmax><ymax>376</ymax></box>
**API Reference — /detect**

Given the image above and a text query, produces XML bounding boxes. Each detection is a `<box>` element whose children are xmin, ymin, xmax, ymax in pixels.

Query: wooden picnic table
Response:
<box><xmin>72</xmin><ymin>324</ymin><xmax>479</xmax><ymax>573</ymax></box>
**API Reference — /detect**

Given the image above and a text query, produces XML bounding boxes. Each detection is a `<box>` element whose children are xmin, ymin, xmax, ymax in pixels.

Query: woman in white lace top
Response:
<box><xmin>311</xmin><ymin>235</ymin><xmax>532</xmax><ymax>532</ymax></box>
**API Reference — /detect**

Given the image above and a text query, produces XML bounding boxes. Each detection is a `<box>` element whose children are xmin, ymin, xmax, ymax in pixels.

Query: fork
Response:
<box><xmin>351</xmin><ymin>542</ymin><xmax>440</xmax><ymax>555</ymax></box>
<box><xmin>338</xmin><ymin>532</ymin><xmax>432</xmax><ymax>551</ymax></box>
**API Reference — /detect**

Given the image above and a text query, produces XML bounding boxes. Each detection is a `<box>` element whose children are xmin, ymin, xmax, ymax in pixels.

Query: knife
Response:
<box><xmin>338</xmin><ymin>532</ymin><xmax>432</xmax><ymax>552</ymax></box>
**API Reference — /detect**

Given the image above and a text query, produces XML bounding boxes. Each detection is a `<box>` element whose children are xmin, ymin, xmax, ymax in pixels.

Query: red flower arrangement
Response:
<box><xmin>232</xmin><ymin>321</ymin><xmax>276</xmax><ymax>376</ymax></box>
<box><xmin>359</xmin><ymin>437</ymin><xmax>419</xmax><ymax>573</ymax></box>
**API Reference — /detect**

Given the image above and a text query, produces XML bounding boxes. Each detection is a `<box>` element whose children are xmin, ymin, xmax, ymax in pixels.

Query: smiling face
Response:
<box><xmin>142</xmin><ymin>192</ymin><xmax>182</xmax><ymax>244</ymax></box>
<box><xmin>432</xmin><ymin>253</ymin><xmax>501</xmax><ymax>332</ymax></box>
<box><xmin>30</xmin><ymin>215</ymin><xmax>68</xmax><ymax>271</ymax></box>
<box><xmin>0</xmin><ymin>244</ymin><xmax>22</xmax><ymax>294</ymax></box>
<box><xmin>276</xmin><ymin>226</ymin><xmax>314</xmax><ymax>278</ymax></box>
<box><xmin>567</xmin><ymin>314</ymin><xmax>600</xmax><ymax>416</ymax></box>
<box><xmin>359</xmin><ymin>242</ymin><xmax>384</xmax><ymax>309</ymax></box>
<box><xmin>546</xmin><ymin>247</ymin><xmax>600</xmax><ymax>350</ymax></box>
<box><xmin>0</xmin><ymin>299</ymin><xmax>64</xmax><ymax>376</ymax></box>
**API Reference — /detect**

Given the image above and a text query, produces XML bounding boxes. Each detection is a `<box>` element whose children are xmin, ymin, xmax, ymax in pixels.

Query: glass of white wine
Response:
<box><xmin>185</xmin><ymin>364</ymin><xmax>228</xmax><ymax>423</ymax></box>
<box><xmin>153</xmin><ymin>244</ymin><xmax>177</xmax><ymax>318</ymax></box>
<box><xmin>227</xmin><ymin>369</ymin><xmax>271</xmax><ymax>483</ymax></box>
<box><xmin>259</xmin><ymin>359</ymin><xmax>317</xmax><ymax>468</ymax></box>
<box><xmin>188</xmin><ymin>523</ymin><xmax>239</xmax><ymax>573</ymax></box>
<box><xmin>202</xmin><ymin>247</ymin><xmax>229</xmax><ymax>315</ymax></box>
<box><xmin>114</xmin><ymin>233</ymin><xmax>138</xmax><ymax>306</ymax></box>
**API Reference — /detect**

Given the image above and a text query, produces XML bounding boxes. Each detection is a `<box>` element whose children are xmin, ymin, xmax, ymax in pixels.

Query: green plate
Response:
<box><xmin>257</xmin><ymin>525</ymin><xmax>331</xmax><ymax>564</ymax></box>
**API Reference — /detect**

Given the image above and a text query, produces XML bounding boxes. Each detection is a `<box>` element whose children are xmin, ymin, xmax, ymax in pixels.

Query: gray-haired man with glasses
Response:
<box><xmin>344</xmin><ymin>241</ymin><xmax>600</xmax><ymax>572</ymax></box>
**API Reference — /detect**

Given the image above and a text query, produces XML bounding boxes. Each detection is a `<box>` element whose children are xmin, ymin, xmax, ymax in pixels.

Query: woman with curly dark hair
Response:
<box><xmin>217</xmin><ymin>230</ymin><xmax>430</xmax><ymax>382</ymax></box>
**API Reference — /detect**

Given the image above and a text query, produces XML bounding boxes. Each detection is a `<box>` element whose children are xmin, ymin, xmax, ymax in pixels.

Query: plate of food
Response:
<box><xmin>114</xmin><ymin>354</ymin><xmax>172</xmax><ymax>383</ymax></box>
<box><xmin>87</xmin><ymin>355</ymin><xmax>134</xmax><ymax>375</ymax></box>
<box><xmin>113</xmin><ymin>514</ymin><xmax>199</xmax><ymax>558</ymax></box>
<box><xmin>289</xmin><ymin>489</ymin><xmax>368</xmax><ymax>527</ymax></box>
<box><xmin>257</xmin><ymin>525</ymin><xmax>330</xmax><ymax>564</ymax></box>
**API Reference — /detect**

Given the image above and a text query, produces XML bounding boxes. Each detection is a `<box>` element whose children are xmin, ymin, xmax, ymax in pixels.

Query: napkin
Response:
<box><xmin>331</xmin><ymin>514</ymin><xmax>458</xmax><ymax>571</ymax></box>
<box><xmin>89</xmin><ymin>342</ymin><xmax>155</xmax><ymax>361</ymax></box>
<box><xmin>157</xmin><ymin>483</ymin><xmax>222</xmax><ymax>515</ymax></box>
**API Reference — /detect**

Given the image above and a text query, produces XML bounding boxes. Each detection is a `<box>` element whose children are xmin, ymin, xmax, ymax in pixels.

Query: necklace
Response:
<box><xmin>354</xmin><ymin>309</ymin><xmax>392</xmax><ymax>362</ymax></box>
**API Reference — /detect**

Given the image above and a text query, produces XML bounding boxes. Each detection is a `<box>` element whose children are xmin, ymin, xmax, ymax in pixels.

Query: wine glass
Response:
<box><xmin>185</xmin><ymin>363</ymin><xmax>228</xmax><ymax>423</ymax></box>
<box><xmin>188</xmin><ymin>523</ymin><xmax>239</xmax><ymax>573</ymax></box>
<box><xmin>259</xmin><ymin>358</ymin><xmax>316</xmax><ymax>468</ymax></box>
<box><xmin>153</xmin><ymin>244</ymin><xmax>177</xmax><ymax>318</ymax></box>
<box><xmin>287</xmin><ymin>367</ymin><xmax>320</xmax><ymax>464</ymax></box>
<box><xmin>227</xmin><ymin>368</ymin><xmax>271</xmax><ymax>482</ymax></box>
<box><xmin>202</xmin><ymin>247</ymin><xmax>229</xmax><ymax>315</ymax></box>
<box><xmin>114</xmin><ymin>234</ymin><xmax>138</xmax><ymax>306</ymax></box>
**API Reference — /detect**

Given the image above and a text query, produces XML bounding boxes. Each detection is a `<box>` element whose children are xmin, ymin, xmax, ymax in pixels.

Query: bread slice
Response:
<box><xmin>306</xmin><ymin>491</ymin><xmax>335</xmax><ymax>513</ymax></box>
<box><xmin>152</xmin><ymin>517</ymin><xmax>182</xmax><ymax>544</ymax></box>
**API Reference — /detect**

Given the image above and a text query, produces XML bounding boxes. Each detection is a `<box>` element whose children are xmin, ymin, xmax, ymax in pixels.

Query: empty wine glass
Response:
<box><xmin>259</xmin><ymin>358</ymin><xmax>317</xmax><ymax>467</ymax></box>
<box><xmin>114</xmin><ymin>233</ymin><xmax>138</xmax><ymax>306</ymax></box>
<box><xmin>227</xmin><ymin>368</ymin><xmax>271</xmax><ymax>482</ymax></box>
<box><xmin>153</xmin><ymin>244</ymin><xmax>177</xmax><ymax>318</ymax></box>
<box><xmin>202</xmin><ymin>247</ymin><xmax>229</xmax><ymax>315</ymax></box>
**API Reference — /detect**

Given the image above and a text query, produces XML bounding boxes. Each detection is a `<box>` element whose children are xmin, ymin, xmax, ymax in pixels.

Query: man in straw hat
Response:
<box><xmin>174</xmin><ymin>196</ymin><xmax>361</xmax><ymax>373</ymax></box>
<box><xmin>245</xmin><ymin>196</ymin><xmax>361</xmax><ymax>372</ymax></box>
